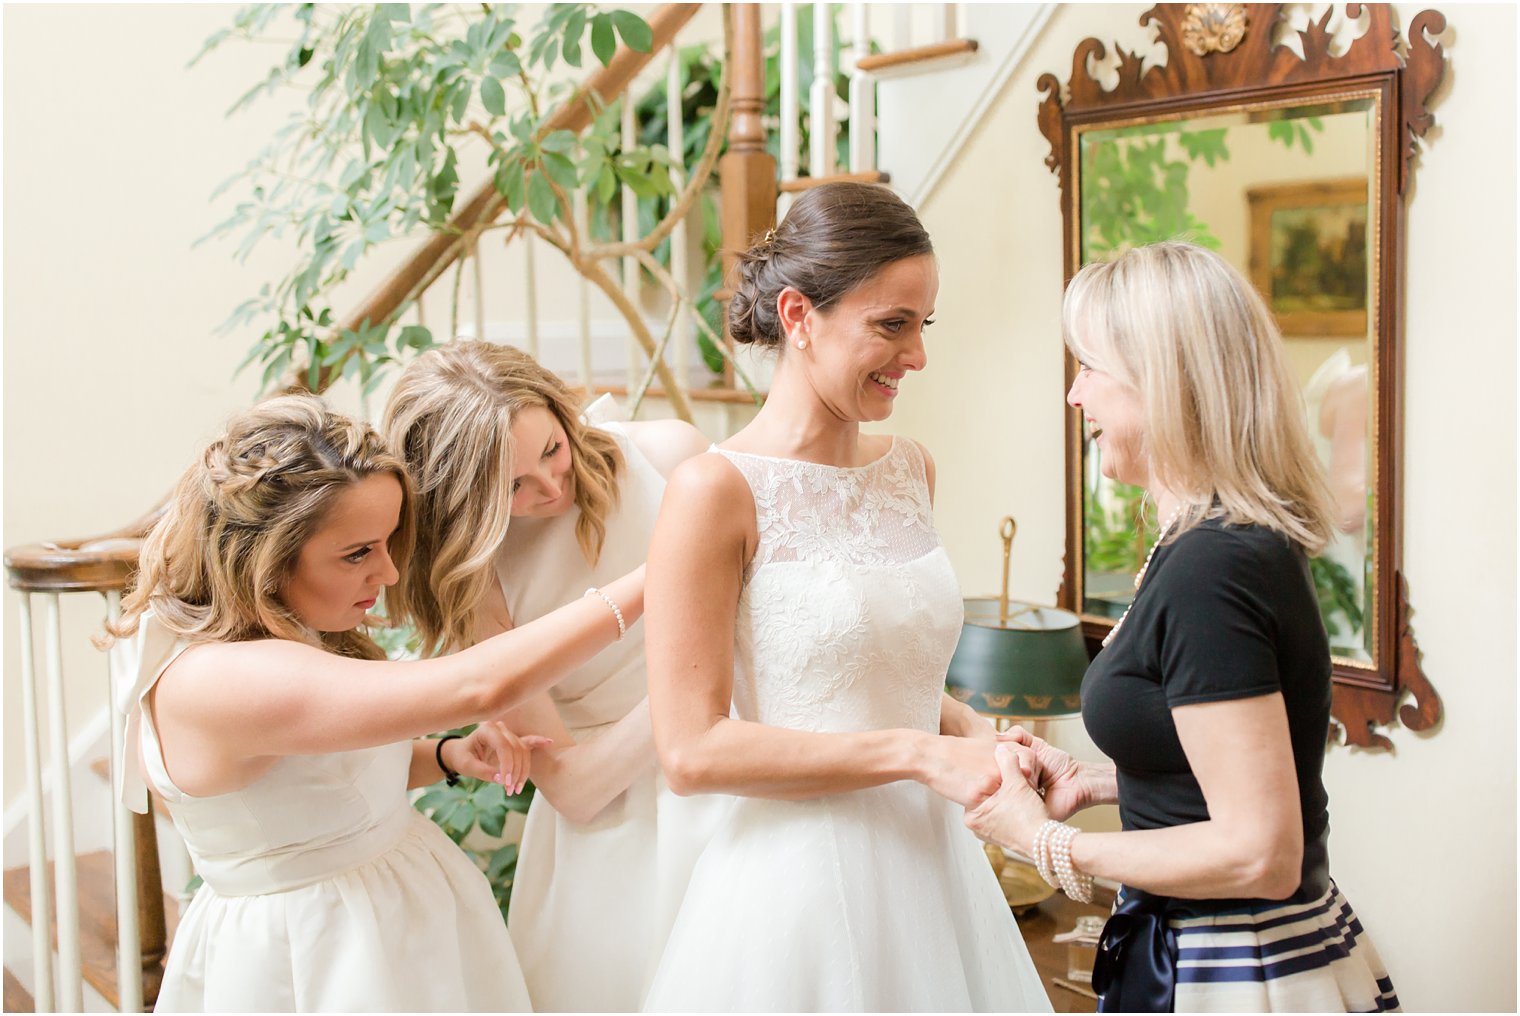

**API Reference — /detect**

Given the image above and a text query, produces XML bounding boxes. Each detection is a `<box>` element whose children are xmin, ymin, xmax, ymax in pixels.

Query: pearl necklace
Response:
<box><xmin>1102</xmin><ymin>505</ymin><xmax>1184</xmax><ymax>648</ymax></box>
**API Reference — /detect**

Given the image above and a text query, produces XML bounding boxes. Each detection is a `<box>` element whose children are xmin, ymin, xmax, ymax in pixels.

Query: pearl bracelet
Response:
<box><xmin>585</xmin><ymin>586</ymin><xmax>626</xmax><ymax>641</ymax></box>
<box><xmin>1033</xmin><ymin>820</ymin><xmax>1062</xmax><ymax>889</ymax></box>
<box><xmin>1033</xmin><ymin>819</ymin><xmax>1094</xmax><ymax>904</ymax></box>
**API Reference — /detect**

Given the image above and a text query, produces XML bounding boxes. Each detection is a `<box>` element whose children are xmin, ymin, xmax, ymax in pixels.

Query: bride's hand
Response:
<box><xmin>915</xmin><ymin>734</ymin><xmax>1033</xmax><ymax>809</ymax></box>
<box><xmin>964</xmin><ymin>743</ymin><xmax>1052</xmax><ymax>855</ymax></box>
<box><xmin>444</xmin><ymin>722</ymin><xmax>553</xmax><ymax>795</ymax></box>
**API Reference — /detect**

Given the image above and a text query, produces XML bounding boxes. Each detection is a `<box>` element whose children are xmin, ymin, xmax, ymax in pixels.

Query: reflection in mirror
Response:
<box><xmin>1075</xmin><ymin>97</ymin><xmax>1377</xmax><ymax>664</ymax></box>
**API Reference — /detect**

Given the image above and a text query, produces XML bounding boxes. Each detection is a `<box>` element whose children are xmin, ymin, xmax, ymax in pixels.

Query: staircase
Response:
<box><xmin>3</xmin><ymin>3</ymin><xmax>1052</xmax><ymax>1010</ymax></box>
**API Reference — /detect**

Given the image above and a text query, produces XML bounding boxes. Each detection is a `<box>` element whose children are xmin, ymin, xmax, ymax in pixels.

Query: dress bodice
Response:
<box><xmin>122</xmin><ymin>617</ymin><xmax>417</xmax><ymax>897</ymax></box>
<box><xmin>714</xmin><ymin>437</ymin><xmax>963</xmax><ymax>735</ymax></box>
<box><xmin>494</xmin><ymin>421</ymin><xmax>665</xmax><ymax>734</ymax></box>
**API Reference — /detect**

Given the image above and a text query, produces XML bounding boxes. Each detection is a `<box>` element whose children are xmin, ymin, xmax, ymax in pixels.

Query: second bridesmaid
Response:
<box><xmin>382</xmin><ymin>341</ymin><xmax>726</xmax><ymax>1012</ymax></box>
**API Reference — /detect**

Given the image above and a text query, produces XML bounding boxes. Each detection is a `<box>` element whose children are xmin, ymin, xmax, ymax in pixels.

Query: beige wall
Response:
<box><xmin>887</xmin><ymin>4</ymin><xmax>1515</xmax><ymax>1010</ymax></box>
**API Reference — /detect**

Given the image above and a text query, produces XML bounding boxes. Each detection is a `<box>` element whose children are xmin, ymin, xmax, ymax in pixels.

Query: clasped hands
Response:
<box><xmin>960</xmin><ymin>726</ymin><xmax>1088</xmax><ymax>856</ymax></box>
<box><xmin>440</xmin><ymin>722</ymin><xmax>554</xmax><ymax>795</ymax></box>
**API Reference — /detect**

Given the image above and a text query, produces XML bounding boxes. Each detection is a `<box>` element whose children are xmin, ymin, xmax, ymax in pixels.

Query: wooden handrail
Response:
<box><xmin>4</xmin><ymin>503</ymin><xmax>165</xmax><ymax>593</ymax></box>
<box><xmin>855</xmin><ymin>38</ymin><xmax>979</xmax><ymax>74</ymax></box>
<box><xmin>779</xmin><ymin>170</ymin><xmax>891</xmax><ymax>193</ymax></box>
<box><xmin>313</xmin><ymin>2</ymin><xmax>705</xmax><ymax>393</ymax></box>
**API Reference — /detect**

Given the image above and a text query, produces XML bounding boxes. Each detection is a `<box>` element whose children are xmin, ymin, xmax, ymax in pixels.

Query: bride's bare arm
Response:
<box><xmin>646</xmin><ymin>454</ymin><xmax>1001</xmax><ymax>807</ymax></box>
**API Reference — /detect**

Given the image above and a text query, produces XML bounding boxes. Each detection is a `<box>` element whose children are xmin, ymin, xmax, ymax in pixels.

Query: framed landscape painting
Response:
<box><xmin>1247</xmin><ymin>177</ymin><xmax>1370</xmax><ymax>337</ymax></box>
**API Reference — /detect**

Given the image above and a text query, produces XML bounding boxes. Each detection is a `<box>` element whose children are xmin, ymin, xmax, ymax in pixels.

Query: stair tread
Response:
<box><xmin>856</xmin><ymin>37</ymin><xmax>979</xmax><ymax>74</ymax></box>
<box><xmin>4</xmin><ymin>851</ymin><xmax>179</xmax><ymax>1011</ymax></box>
<box><xmin>3</xmin><ymin>967</ymin><xmax>33</xmax><ymax>1013</ymax></box>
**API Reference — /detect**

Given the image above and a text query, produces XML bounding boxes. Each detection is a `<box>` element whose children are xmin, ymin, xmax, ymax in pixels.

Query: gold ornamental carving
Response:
<box><xmin>1182</xmin><ymin>3</ymin><xmax>1248</xmax><ymax>56</ymax></box>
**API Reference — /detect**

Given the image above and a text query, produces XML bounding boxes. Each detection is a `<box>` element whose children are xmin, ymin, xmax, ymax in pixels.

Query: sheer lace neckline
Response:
<box><xmin>713</xmin><ymin>436</ymin><xmax>899</xmax><ymax>472</ymax></box>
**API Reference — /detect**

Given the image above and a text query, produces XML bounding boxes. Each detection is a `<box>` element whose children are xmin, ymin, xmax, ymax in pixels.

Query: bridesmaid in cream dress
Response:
<box><xmin>384</xmin><ymin>342</ymin><xmax>727</xmax><ymax>1012</ymax></box>
<box><xmin>106</xmin><ymin>395</ymin><xmax>642</xmax><ymax>1011</ymax></box>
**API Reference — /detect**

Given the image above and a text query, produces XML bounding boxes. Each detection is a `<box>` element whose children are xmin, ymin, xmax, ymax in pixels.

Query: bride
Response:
<box><xmin>642</xmin><ymin>182</ymin><xmax>1051</xmax><ymax>1012</ymax></box>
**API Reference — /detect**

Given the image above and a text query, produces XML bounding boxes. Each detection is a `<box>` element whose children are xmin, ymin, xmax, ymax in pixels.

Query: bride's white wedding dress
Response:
<box><xmin>642</xmin><ymin>437</ymin><xmax>1051</xmax><ymax>1012</ymax></box>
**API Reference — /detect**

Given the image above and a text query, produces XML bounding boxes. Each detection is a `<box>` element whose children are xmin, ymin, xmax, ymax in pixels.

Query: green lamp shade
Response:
<box><xmin>945</xmin><ymin>599</ymin><xmax>1090</xmax><ymax>719</ymax></box>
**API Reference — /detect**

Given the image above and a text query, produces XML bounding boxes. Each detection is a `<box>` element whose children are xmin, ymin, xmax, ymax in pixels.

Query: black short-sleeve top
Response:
<box><xmin>1081</xmin><ymin>517</ymin><xmax>1332</xmax><ymax>898</ymax></box>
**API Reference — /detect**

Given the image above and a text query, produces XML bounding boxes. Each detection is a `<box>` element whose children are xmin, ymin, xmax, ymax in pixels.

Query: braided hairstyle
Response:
<box><xmin>727</xmin><ymin>181</ymin><xmax>934</xmax><ymax>348</ymax></box>
<box><xmin>107</xmin><ymin>395</ymin><xmax>415</xmax><ymax>660</ymax></box>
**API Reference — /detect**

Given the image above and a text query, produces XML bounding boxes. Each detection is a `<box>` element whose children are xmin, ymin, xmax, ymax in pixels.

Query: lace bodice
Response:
<box><xmin>714</xmin><ymin>438</ymin><xmax>963</xmax><ymax>735</ymax></box>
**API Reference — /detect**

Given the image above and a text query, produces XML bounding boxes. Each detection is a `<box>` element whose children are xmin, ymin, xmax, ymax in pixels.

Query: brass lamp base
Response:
<box><xmin>984</xmin><ymin>843</ymin><xmax>1056</xmax><ymax>915</ymax></box>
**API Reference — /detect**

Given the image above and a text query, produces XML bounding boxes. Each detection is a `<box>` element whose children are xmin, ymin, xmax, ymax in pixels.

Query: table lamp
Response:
<box><xmin>945</xmin><ymin>516</ymin><xmax>1090</xmax><ymax>912</ymax></box>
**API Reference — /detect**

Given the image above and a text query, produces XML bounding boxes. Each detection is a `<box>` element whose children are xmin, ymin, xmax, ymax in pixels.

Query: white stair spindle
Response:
<box><xmin>893</xmin><ymin>6</ymin><xmax>911</xmax><ymax>51</ymax></box>
<box><xmin>667</xmin><ymin>51</ymin><xmax>691</xmax><ymax>396</ymax></box>
<box><xmin>848</xmin><ymin>4</ymin><xmax>875</xmax><ymax>174</ymax></box>
<box><xmin>940</xmin><ymin>4</ymin><xmax>958</xmax><ymax>43</ymax></box>
<box><xmin>622</xmin><ymin>97</ymin><xmax>641</xmax><ymax>395</ymax></box>
<box><xmin>18</xmin><ymin>593</ymin><xmax>55</xmax><ymax>1012</ymax></box>
<box><xmin>43</xmin><ymin>592</ymin><xmax>83</xmax><ymax>1011</ymax></box>
<box><xmin>810</xmin><ymin>4</ymin><xmax>837</xmax><ymax>180</ymax></box>
<box><xmin>523</xmin><ymin>233</ymin><xmax>541</xmax><ymax>359</ymax></box>
<box><xmin>106</xmin><ymin>590</ymin><xmax>145</xmax><ymax>1014</ymax></box>
<box><xmin>473</xmin><ymin>238</ymin><xmax>486</xmax><ymax>341</ymax></box>
<box><xmin>575</xmin><ymin>188</ymin><xmax>593</xmax><ymax>391</ymax></box>
<box><xmin>780</xmin><ymin>3</ymin><xmax>800</xmax><ymax>194</ymax></box>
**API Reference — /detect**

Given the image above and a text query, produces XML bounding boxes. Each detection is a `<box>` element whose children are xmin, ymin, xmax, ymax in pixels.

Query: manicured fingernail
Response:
<box><xmin>494</xmin><ymin>773</ymin><xmax>502</xmax><ymax>784</ymax></box>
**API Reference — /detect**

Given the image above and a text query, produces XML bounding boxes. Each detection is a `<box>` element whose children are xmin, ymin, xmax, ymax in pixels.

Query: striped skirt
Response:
<box><xmin>1099</xmin><ymin>881</ymin><xmax>1399</xmax><ymax>1012</ymax></box>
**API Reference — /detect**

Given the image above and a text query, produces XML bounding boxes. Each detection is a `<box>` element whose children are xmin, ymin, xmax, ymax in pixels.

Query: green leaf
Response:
<box><xmin>486</xmin><ymin>843</ymin><xmax>519</xmax><ymax>880</ymax></box>
<box><xmin>497</xmin><ymin>159</ymin><xmax>527</xmax><ymax>212</ymax></box>
<box><xmin>539</xmin><ymin>129</ymin><xmax>577</xmax><ymax>155</ymax></box>
<box><xmin>561</xmin><ymin>8</ymin><xmax>586</xmax><ymax>67</ymax></box>
<box><xmin>610</xmin><ymin>10</ymin><xmax>652</xmax><ymax>52</ymax></box>
<box><xmin>541</xmin><ymin>151</ymin><xmax>579</xmax><ymax>190</ymax></box>
<box><xmin>527</xmin><ymin>170</ymin><xmax>558</xmax><ymax>224</ymax></box>
<box><xmin>488</xmin><ymin>50</ymin><xmax>521</xmax><ymax>79</ymax></box>
<box><xmin>480</xmin><ymin>75</ymin><xmax>506</xmax><ymax>117</ymax></box>
<box><xmin>590</xmin><ymin>14</ymin><xmax>616</xmax><ymax>66</ymax></box>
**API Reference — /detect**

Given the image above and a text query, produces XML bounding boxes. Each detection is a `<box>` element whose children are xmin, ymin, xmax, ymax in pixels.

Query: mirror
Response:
<box><xmin>1076</xmin><ymin>97</ymin><xmax>1377</xmax><ymax>664</ymax></box>
<box><xmin>1037</xmin><ymin>4</ymin><xmax>1446</xmax><ymax>748</ymax></box>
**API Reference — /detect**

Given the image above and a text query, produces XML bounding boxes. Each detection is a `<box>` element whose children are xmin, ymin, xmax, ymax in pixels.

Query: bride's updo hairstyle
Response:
<box><xmin>728</xmin><ymin>181</ymin><xmax>933</xmax><ymax>347</ymax></box>
<box><xmin>107</xmin><ymin>395</ymin><xmax>415</xmax><ymax>661</ymax></box>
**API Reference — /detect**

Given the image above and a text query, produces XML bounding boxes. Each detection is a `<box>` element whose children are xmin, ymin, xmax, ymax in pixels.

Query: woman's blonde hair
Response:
<box><xmin>107</xmin><ymin>395</ymin><xmax>415</xmax><ymax>660</ymax></box>
<box><xmin>1063</xmin><ymin>241</ymin><xmax>1338</xmax><ymax>554</ymax></box>
<box><xmin>380</xmin><ymin>341</ymin><xmax>623</xmax><ymax>654</ymax></box>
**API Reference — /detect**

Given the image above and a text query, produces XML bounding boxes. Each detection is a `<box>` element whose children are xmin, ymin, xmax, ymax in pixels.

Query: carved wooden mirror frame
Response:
<box><xmin>1039</xmin><ymin>4</ymin><xmax>1445</xmax><ymax>749</ymax></box>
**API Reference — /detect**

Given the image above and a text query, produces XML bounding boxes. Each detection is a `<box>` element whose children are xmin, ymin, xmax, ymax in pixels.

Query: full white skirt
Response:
<box><xmin>642</xmin><ymin>782</ymin><xmax>1053</xmax><ymax>1013</ymax></box>
<box><xmin>509</xmin><ymin>767</ymin><xmax>728</xmax><ymax>1011</ymax></box>
<box><xmin>156</xmin><ymin>811</ymin><xmax>531</xmax><ymax>1012</ymax></box>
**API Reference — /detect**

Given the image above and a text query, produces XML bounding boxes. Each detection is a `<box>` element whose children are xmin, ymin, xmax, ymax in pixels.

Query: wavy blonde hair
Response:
<box><xmin>106</xmin><ymin>395</ymin><xmax>415</xmax><ymax>660</ymax></box>
<box><xmin>1063</xmin><ymin>241</ymin><xmax>1338</xmax><ymax>554</ymax></box>
<box><xmin>380</xmin><ymin>341</ymin><xmax>623</xmax><ymax>654</ymax></box>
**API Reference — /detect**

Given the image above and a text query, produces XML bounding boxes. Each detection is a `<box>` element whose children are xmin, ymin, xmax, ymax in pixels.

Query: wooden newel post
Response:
<box><xmin>718</xmin><ymin>3</ymin><xmax>777</xmax><ymax>382</ymax></box>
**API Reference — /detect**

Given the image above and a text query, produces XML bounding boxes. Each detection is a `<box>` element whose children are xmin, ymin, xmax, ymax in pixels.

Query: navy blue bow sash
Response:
<box><xmin>1093</xmin><ymin>888</ymin><xmax>1179</xmax><ymax>1013</ymax></box>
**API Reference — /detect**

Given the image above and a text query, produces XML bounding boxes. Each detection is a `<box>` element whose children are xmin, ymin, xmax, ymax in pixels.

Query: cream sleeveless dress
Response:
<box><xmin>641</xmin><ymin>438</ymin><xmax>1052</xmax><ymax>1012</ymax></box>
<box><xmin>496</xmin><ymin>421</ymin><xmax>727</xmax><ymax>1012</ymax></box>
<box><xmin>117</xmin><ymin>616</ymin><xmax>533</xmax><ymax>1012</ymax></box>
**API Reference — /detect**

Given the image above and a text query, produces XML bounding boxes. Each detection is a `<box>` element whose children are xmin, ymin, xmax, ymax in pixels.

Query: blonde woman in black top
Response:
<box><xmin>966</xmin><ymin>242</ymin><xmax>1398</xmax><ymax>1013</ymax></box>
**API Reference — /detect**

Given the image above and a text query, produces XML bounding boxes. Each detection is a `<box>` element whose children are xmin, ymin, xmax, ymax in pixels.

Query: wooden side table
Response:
<box><xmin>1013</xmin><ymin>887</ymin><xmax>1115</xmax><ymax>1014</ymax></box>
